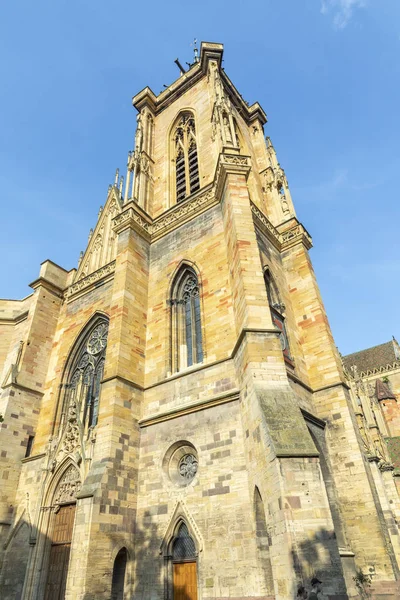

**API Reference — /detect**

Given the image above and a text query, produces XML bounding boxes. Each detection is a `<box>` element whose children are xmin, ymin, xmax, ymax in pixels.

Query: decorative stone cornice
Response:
<box><xmin>112</xmin><ymin>185</ymin><xmax>217</xmax><ymax>244</ymax></box>
<box><xmin>66</xmin><ymin>261</ymin><xmax>116</xmax><ymax>301</ymax></box>
<box><xmin>250</xmin><ymin>202</ymin><xmax>281</xmax><ymax>250</ymax></box>
<box><xmin>250</xmin><ymin>202</ymin><xmax>313</xmax><ymax>252</ymax></box>
<box><xmin>112</xmin><ymin>202</ymin><xmax>152</xmax><ymax>240</ymax></box>
<box><xmin>0</xmin><ymin>310</ymin><xmax>29</xmax><ymax>326</ymax></box>
<box><xmin>139</xmin><ymin>389</ymin><xmax>240</xmax><ymax>428</ymax></box>
<box><xmin>214</xmin><ymin>153</ymin><xmax>251</xmax><ymax>199</ymax></box>
<box><xmin>280</xmin><ymin>224</ymin><xmax>313</xmax><ymax>251</ymax></box>
<box><xmin>151</xmin><ymin>186</ymin><xmax>216</xmax><ymax>241</ymax></box>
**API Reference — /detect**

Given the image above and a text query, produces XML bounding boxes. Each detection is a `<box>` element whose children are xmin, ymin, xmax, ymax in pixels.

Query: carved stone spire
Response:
<box><xmin>124</xmin><ymin>108</ymin><xmax>154</xmax><ymax>210</ymax></box>
<box><xmin>208</xmin><ymin>60</ymin><xmax>239</xmax><ymax>152</ymax></box>
<box><xmin>261</xmin><ymin>136</ymin><xmax>295</xmax><ymax>221</ymax></box>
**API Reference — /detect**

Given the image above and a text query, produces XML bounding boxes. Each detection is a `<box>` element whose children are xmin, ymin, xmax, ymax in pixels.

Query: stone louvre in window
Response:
<box><xmin>174</xmin><ymin>113</ymin><xmax>200</xmax><ymax>203</ymax></box>
<box><xmin>264</xmin><ymin>269</ymin><xmax>292</xmax><ymax>363</ymax></box>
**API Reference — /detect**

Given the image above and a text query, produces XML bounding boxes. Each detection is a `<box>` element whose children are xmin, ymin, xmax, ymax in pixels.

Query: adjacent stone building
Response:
<box><xmin>343</xmin><ymin>339</ymin><xmax>400</xmax><ymax>496</ymax></box>
<box><xmin>1</xmin><ymin>42</ymin><xmax>400</xmax><ymax>600</ymax></box>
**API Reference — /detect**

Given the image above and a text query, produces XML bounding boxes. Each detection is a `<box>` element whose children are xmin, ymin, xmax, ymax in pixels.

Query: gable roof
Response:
<box><xmin>343</xmin><ymin>339</ymin><xmax>400</xmax><ymax>375</ymax></box>
<box><xmin>74</xmin><ymin>185</ymin><xmax>122</xmax><ymax>283</ymax></box>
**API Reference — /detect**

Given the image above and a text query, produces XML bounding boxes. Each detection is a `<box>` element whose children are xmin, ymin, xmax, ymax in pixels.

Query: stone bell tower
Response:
<box><xmin>1</xmin><ymin>41</ymin><xmax>400</xmax><ymax>600</ymax></box>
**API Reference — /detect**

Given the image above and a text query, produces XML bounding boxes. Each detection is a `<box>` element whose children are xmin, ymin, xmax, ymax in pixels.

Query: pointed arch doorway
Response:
<box><xmin>172</xmin><ymin>522</ymin><xmax>198</xmax><ymax>600</ymax></box>
<box><xmin>44</xmin><ymin>503</ymin><xmax>76</xmax><ymax>600</ymax></box>
<box><xmin>43</xmin><ymin>464</ymin><xmax>81</xmax><ymax>600</ymax></box>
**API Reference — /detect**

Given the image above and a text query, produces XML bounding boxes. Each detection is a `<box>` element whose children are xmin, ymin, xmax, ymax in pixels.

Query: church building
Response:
<box><xmin>1</xmin><ymin>41</ymin><xmax>400</xmax><ymax>600</ymax></box>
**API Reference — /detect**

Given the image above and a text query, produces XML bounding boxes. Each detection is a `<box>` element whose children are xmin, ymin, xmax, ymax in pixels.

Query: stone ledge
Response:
<box><xmin>21</xmin><ymin>452</ymin><xmax>46</xmax><ymax>464</ymax></box>
<box><xmin>66</xmin><ymin>261</ymin><xmax>116</xmax><ymax>301</ymax></box>
<box><xmin>139</xmin><ymin>389</ymin><xmax>240</xmax><ymax>427</ymax></box>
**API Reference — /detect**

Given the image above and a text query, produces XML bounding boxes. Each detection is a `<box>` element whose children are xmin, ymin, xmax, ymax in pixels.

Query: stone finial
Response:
<box><xmin>114</xmin><ymin>168</ymin><xmax>119</xmax><ymax>186</ymax></box>
<box><xmin>88</xmin><ymin>228</ymin><xmax>93</xmax><ymax>242</ymax></box>
<box><xmin>98</xmin><ymin>205</ymin><xmax>103</xmax><ymax>218</ymax></box>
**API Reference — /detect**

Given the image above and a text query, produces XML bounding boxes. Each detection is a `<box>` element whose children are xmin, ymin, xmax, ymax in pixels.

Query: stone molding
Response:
<box><xmin>152</xmin><ymin>187</ymin><xmax>216</xmax><ymax>241</ymax></box>
<box><xmin>280</xmin><ymin>223</ymin><xmax>312</xmax><ymax>251</ymax></box>
<box><xmin>251</xmin><ymin>202</ymin><xmax>313</xmax><ymax>251</ymax></box>
<box><xmin>112</xmin><ymin>202</ymin><xmax>152</xmax><ymax>239</ymax></box>
<box><xmin>214</xmin><ymin>153</ymin><xmax>251</xmax><ymax>199</ymax></box>
<box><xmin>29</xmin><ymin>277</ymin><xmax>65</xmax><ymax>298</ymax></box>
<box><xmin>139</xmin><ymin>389</ymin><xmax>240</xmax><ymax>427</ymax></box>
<box><xmin>160</xmin><ymin>499</ymin><xmax>204</xmax><ymax>555</ymax></box>
<box><xmin>250</xmin><ymin>202</ymin><xmax>281</xmax><ymax>250</ymax></box>
<box><xmin>112</xmin><ymin>184</ymin><xmax>217</xmax><ymax>244</ymax></box>
<box><xmin>66</xmin><ymin>260</ymin><xmax>116</xmax><ymax>301</ymax></box>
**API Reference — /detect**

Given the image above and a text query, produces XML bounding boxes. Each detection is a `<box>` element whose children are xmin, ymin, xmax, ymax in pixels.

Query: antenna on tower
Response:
<box><xmin>192</xmin><ymin>38</ymin><xmax>199</xmax><ymax>63</ymax></box>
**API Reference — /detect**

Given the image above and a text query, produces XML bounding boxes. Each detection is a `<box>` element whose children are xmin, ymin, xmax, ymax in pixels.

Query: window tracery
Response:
<box><xmin>64</xmin><ymin>320</ymin><xmax>109</xmax><ymax>431</ymax></box>
<box><xmin>170</xmin><ymin>266</ymin><xmax>203</xmax><ymax>372</ymax></box>
<box><xmin>173</xmin><ymin>113</ymin><xmax>200</xmax><ymax>203</ymax></box>
<box><xmin>264</xmin><ymin>269</ymin><xmax>292</xmax><ymax>363</ymax></box>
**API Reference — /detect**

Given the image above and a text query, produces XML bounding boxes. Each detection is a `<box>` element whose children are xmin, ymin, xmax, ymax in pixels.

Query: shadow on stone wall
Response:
<box><xmin>0</xmin><ymin>518</ymin><xmax>49</xmax><ymax>600</ymax></box>
<box><xmin>1</xmin><ymin>510</ymin><xmax>196</xmax><ymax>600</ymax></box>
<box><xmin>129</xmin><ymin>508</ymin><xmax>165</xmax><ymax>599</ymax></box>
<box><xmin>81</xmin><ymin>508</ymin><xmax>166</xmax><ymax>600</ymax></box>
<box><xmin>291</xmin><ymin>527</ymin><xmax>348</xmax><ymax>598</ymax></box>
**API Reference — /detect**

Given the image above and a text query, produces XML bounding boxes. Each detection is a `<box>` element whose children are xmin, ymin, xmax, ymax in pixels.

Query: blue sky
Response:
<box><xmin>1</xmin><ymin>0</ymin><xmax>399</xmax><ymax>355</ymax></box>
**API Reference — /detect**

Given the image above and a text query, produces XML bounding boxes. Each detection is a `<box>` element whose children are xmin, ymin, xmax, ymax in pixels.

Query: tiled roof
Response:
<box><xmin>343</xmin><ymin>340</ymin><xmax>400</xmax><ymax>375</ymax></box>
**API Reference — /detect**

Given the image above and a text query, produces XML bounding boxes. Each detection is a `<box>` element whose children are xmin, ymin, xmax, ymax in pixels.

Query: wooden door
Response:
<box><xmin>173</xmin><ymin>562</ymin><xmax>198</xmax><ymax>600</ymax></box>
<box><xmin>44</xmin><ymin>504</ymin><xmax>76</xmax><ymax>600</ymax></box>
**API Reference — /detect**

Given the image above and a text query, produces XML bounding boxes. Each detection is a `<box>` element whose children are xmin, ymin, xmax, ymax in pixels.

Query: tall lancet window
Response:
<box><xmin>170</xmin><ymin>266</ymin><xmax>203</xmax><ymax>372</ymax></box>
<box><xmin>263</xmin><ymin>269</ymin><xmax>292</xmax><ymax>363</ymax></box>
<box><xmin>63</xmin><ymin>319</ymin><xmax>109</xmax><ymax>431</ymax></box>
<box><xmin>174</xmin><ymin>113</ymin><xmax>200</xmax><ymax>203</ymax></box>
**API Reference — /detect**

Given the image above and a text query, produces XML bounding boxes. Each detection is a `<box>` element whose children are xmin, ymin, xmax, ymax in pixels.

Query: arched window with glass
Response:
<box><xmin>171</xmin><ymin>522</ymin><xmax>198</xmax><ymax>600</ymax></box>
<box><xmin>170</xmin><ymin>265</ymin><xmax>203</xmax><ymax>372</ymax></box>
<box><xmin>173</xmin><ymin>112</ymin><xmax>200</xmax><ymax>203</ymax></box>
<box><xmin>263</xmin><ymin>269</ymin><xmax>292</xmax><ymax>364</ymax></box>
<box><xmin>62</xmin><ymin>318</ymin><xmax>109</xmax><ymax>433</ymax></box>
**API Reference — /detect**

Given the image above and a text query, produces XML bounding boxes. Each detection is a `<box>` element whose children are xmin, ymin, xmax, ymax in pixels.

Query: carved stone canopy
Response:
<box><xmin>376</xmin><ymin>378</ymin><xmax>396</xmax><ymax>401</ymax></box>
<box><xmin>53</xmin><ymin>464</ymin><xmax>82</xmax><ymax>505</ymax></box>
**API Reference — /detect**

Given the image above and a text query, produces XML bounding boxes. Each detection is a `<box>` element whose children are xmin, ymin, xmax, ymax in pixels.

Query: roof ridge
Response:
<box><xmin>343</xmin><ymin>340</ymin><xmax>393</xmax><ymax>358</ymax></box>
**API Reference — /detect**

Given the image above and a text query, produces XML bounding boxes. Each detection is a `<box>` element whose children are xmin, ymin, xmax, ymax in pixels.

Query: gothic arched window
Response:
<box><xmin>170</xmin><ymin>266</ymin><xmax>203</xmax><ymax>372</ymax></box>
<box><xmin>173</xmin><ymin>113</ymin><xmax>200</xmax><ymax>203</ymax></box>
<box><xmin>64</xmin><ymin>319</ymin><xmax>109</xmax><ymax>430</ymax></box>
<box><xmin>263</xmin><ymin>269</ymin><xmax>292</xmax><ymax>363</ymax></box>
<box><xmin>172</xmin><ymin>522</ymin><xmax>197</xmax><ymax>561</ymax></box>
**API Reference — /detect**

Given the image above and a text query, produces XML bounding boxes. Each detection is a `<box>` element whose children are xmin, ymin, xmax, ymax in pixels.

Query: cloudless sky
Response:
<box><xmin>0</xmin><ymin>0</ymin><xmax>399</xmax><ymax>355</ymax></box>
